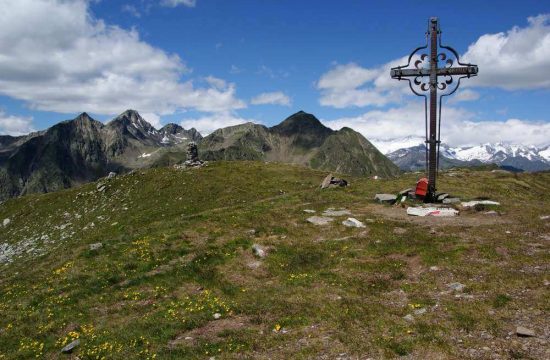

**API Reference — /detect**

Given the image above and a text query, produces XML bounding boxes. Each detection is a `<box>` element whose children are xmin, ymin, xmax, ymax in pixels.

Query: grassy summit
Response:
<box><xmin>0</xmin><ymin>162</ymin><xmax>548</xmax><ymax>359</ymax></box>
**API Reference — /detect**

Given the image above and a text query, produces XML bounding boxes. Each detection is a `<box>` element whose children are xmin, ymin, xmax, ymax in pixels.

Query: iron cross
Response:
<box><xmin>390</xmin><ymin>17</ymin><xmax>478</xmax><ymax>202</ymax></box>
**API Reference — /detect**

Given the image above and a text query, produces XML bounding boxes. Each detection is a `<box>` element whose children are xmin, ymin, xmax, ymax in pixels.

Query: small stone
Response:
<box><xmin>516</xmin><ymin>326</ymin><xmax>535</xmax><ymax>337</ymax></box>
<box><xmin>2</xmin><ymin>218</ymin><xmax>10</xmax><ymax>227</ymax></box>
<box><xmin>306</xmin><ymin>216</ymin><xmax>334</xmax><ymax>226</ymax></box>
<box><xmin>303</xmin><ymin>209</ymin><xmax>316</xmax><ymax>213</ymax></box>
<box><xmin>430</xmin><ymin>228</ymin><xmax>436</xmax><ymax>235</ymax></box>
<box><xmin>430</xmin><ymin>266</ymin><xmax>440</xmax><ymax>271</ymax></box>
<box><xmin>97</xmin><ymin>184</ymin><xmax>106</xmax><ymax>192</ymax></box>
<box><xmin>484</xmin><ymin>210</ymin><xmax>499</xmax><ymax>216</ymax></box>
<box><xmin>213</xmin><ymin>313</ymin><xmax>221</xmax><ymax>320</ymax></box>
<box><xmin>393</xmin><ymin>227</ymin><xmax>407</xmax><ymax>235</ymax></box>
<box><xmin>245</xmin><ymin>229</ymin><xmax>256</xmax><ymax>235</ymax></box>
<box><xmin>437</xmin><ymin>193</ymin><xmax>449</xmax><ymax>201</ymax></box>
<box><xmin>184</xmin><ymin>336</ymin><xmax>193</xmax><ymax>340</ymax></box>
<box><xmin>61</xmin><ymin>339</ymin><xmax>80</xmax><ymax>354</ymax></box>
<box><xmin>252</xmin><ymin>244</ymin><xmax>267</xmax><ymax>258</ymax></box>
<box><xmin>342</xmin><ymin>218</ymin><xmax>365</xmax><ymax>228</ymax></box>
<box><xmin>107</xmin><ymin>172</ymin><xmax>117</xmax><ymax>179</ymax></box>
<box><xmin>374</xmin><ymin>194</ymin><xmax>397</xmax><ymax>203</ymax></box>
<box><xmin>540</xmin><ymin>215</ymin><xmax>550</xmax><ymax>220</ymax></box>
<box><xmin>320</xmin><ymin>174</ymin><xmax>334</xmax><ymax>189</ymax></box>
<box><xmin>403</xmin><ymin>314</ymin><xmax>414</xmax><ymax>322</ymax></box>
<box><xmin>448</xmin><ymin>282</ymin><xmax>465</xmax><ymax>292</ymax></box>
<box><xmin>247</xmin><ymin>261</ymin><xmax>262</xmax><ymax>269</ymax></box>
<box><xmin>414</xmin><ymin>308</ymin><xmax>427</xmax><ymax>315</ymax></box>
<box><xmin>482</xmin><ymin>346</ymin><xmax>490</xmax><ymax>351</ymax></box>
<box><xmin>89</xmin><ymin>243</ymin><xmax>103</xmax><ymax>251</ymax></box>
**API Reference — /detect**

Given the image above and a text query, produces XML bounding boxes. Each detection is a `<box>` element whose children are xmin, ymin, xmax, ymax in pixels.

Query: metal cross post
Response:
<box><xmin>390</xmin><ymin>17</ymin><xmax>478</xmax><ymax>202</ymax></box>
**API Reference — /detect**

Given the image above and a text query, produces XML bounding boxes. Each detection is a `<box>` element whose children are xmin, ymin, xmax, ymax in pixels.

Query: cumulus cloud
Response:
<box><xmin>322</xmin><ymin>102</ymin><xmax>550</xmax><ymax>148</ymax></box>
<box><xmin>251</xmin><ymin>92</ymin><xmax>291</xmax><ymax>106</ymax></box>
<box><xmin>0</xmin><ymin>0</ymin><xmax>242</xmax><ymax>116</ymax></box>
<box><xmin>160</xmin><ymin>0</ymin><xmax>196</xmax><ymax>8</ymax></box>
<box><xmin>0</xmin><ymin>111</ymin><xmax>35</xmax><ymax>136</ymax></box>
<box><xmin>179</xmin><ymin>112</ymin><xmax>255</xmax><ymax>135</ymax></box>
<box><xmin>316</xmin><ymin>60</ymin><xmax>407</xmax><ymax>108</ymax></box>
<box><xmin>141</xmin><ymin>112</ymin><xmax>162</xmax><ymax>129</ymax></box>
<box><xmin>463</xmin><ymin>14</ymin><xmax>550</xmax><ymax>89</ymax></box>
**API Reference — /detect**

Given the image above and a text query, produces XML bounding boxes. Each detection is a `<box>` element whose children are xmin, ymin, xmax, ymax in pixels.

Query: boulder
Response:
<box><xmin>320</xmin><ymin>174</ymin><xmax>348</xmax><ymax>189</ymax></box>
<box><xmin>342</xmin><ymin>218</ymin><xmax>366</xmax><ymax>228</ymax></box>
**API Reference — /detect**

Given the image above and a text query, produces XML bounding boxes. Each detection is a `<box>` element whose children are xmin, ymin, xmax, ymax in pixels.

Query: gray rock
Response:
<box><xmin>306</xmin><ymin>216</ymin><xmax>334</xmax><ymax>226</ymax></box>
<box><xmin>245</xmin><ymin>229</ymin><xmax>256</xmax><ymax>235</ymax></box>
<box><xmin>437</xmin><ymin>193</ymin><xmax>449</xmax><ymax>201</ymax></box>
<box><xmin>430</xmin><ymin>266</ymin><xmax>440</xmax><ymax>271</ymax></box>
<box><xmin>213</xmin><ymin>313</ymin><xmax>221</xmax><ymax>320</ymax></box>
<box><xmin>403</xmin><ymin>314</ymin><xmax>414</xmax><ymax>322</ymax></box>
<box><xmin>448</xmin><ymin>282</ymin><xmax>465</xmax><ymax>292</ymax></box>
<box><xmin>107</xmin><ymin>172</ymin><xmax>117</xmax><ymax>179</ymax></box>
<box><xmin>323</xmin><ymin>208</ymin><xmax>352</xmax><ymax>217</ymax></box>
<box><xmin>320</xmin><ymin>174</ymin><xmax>348</xmax><ymax>189</ymax></box>
<box><xmin>61</xmin><ymin>339</ymin><xmax>80</xmax><ymax>354</ymax></box>
<box><xmin>320</xmin><ymin>174</ymin><xmax>333</xmax><ymax>189</ymax></box>
<box><xmin>484</xmin><ymin>210</ymin><xmax>499</xmax><ymax>216</ymax></box>
<box><xmin>2</xmin><ymin>218</ymin><xmax>10</xmax><ymax>227</ymax></box>
<box><xmin>89</xmin><ymin>242</ymin><xmax>103</xmax><ymax>251</ymax></box>
<box><xmin>342</xmin><ymin>218</ymin><xmax>366</xmax><ymax>228</ymax></box>
<box><xmin>442</xmin><ymin>197</ymin><xmax>461</xmax><ymax>204</ymax></box>
<box><xmin>539</xmin><ymin>215</ymin><xmax>549</xmax><ymax>220</ymax></box>
<box><xmin>303</xmin><ymin>209</ymin><xmax>316</xmax><ymax>214</ymax></box>
<box><xmin>516</xmin><ymin>326</ymin><xmax>535</xmax><ymax>337</ymax></box>
<box><xmin>252</xmin><ymin>244</ymin><xmax>267</xmax><ymax>258</ymax></box>
<box><xmin>247</xmin><ymin>261</ymin><xmax>262</xmax><ymax>269</ymax></box>
<box><xmin>414</xmin><ymin>308</ymin><xmax>427</xmax><ymax>315</ymax></box>
<box><xmin>96</xmin><ymin>184</ymin><xmax>106</xmax><ymax>192</ymax></box>
<box><xmin>374</xmin><ymin>194</ymin><xmax>397</xmax><ymax>203</ymax></box>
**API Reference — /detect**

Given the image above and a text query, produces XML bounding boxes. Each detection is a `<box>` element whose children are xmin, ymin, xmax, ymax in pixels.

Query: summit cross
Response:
<box><xmin>390</xmin><ymin>17</ymin><xmax>478</xmax><ymax>202</ymax></box>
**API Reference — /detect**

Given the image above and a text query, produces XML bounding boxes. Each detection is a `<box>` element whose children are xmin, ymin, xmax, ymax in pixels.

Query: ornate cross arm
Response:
<box><xmin>390</xmin><ymin>65</ymin><xmax>478</xmax><ymax>78</ymax></box>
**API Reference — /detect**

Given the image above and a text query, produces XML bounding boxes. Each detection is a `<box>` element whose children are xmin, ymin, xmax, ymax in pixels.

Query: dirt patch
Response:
<box><xmin>168</xmin><ymin>315</ymin><xmax>253</xmax><ymax>348</ymax></box>
<box><xmin>388</xmin><ymin>254</ymin><xmax>424</xmax><ymax>281</ymax></box>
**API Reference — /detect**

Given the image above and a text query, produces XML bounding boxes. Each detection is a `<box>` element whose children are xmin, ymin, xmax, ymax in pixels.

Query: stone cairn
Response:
<box><xmin>182</xmin><ymin>142</ymin><xmax>205</xmax><ymax>168</ymax></box>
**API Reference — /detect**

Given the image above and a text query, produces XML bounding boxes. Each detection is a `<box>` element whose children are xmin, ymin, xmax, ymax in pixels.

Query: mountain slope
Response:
<box><xmin>199</xmin><ymin>111</ymin><xmax>400</xmax><ymax>177</ymax></box>
<box><xmin>0</xmin><ymin>111</ymin><xmax>199</xmax><ymax>201</ymax></box>
<box><xmin>380</xmin><ymin>137</ymin><xmax>550</xmax><ymax>172</ymax></box>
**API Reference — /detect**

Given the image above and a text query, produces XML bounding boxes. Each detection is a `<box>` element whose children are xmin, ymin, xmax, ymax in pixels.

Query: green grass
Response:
<box><xmin>0</xmin><ymin>161</ymin><xmax>549</xmax><ymax>359</ymax></box>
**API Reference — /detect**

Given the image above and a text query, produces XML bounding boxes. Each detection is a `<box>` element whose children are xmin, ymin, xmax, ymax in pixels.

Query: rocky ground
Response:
<box><xmin>0</xmin><ymin>162</ymin><xmax>548</xmax><ymax>359</ymax></box>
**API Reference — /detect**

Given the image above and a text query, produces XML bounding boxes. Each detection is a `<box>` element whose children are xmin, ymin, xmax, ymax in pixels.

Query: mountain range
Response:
<box><xmin>0</xmin><ymin>110</ymin><xmax>399</xmax><ymax>201</ymax></box>
<box><xmin>374</xmin><ymin>136</ymin><xmax>550</xmax><ymax>172</ymax></box>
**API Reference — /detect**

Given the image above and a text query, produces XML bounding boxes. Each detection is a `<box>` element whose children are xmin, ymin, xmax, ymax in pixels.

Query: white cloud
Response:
<box><xmin>322</xmin><ymin>102</ymin><xmax>550</xmax><ymax>148</ymax></box>
<box><xmin>141</xmin><ymin>112</ymin><xmax>162</xmax><ymax>129</ymax></box>
<box><xmin>160</xmin><ymin>0</ymin><xmax>196</xmax><ymax>8</ymax></box>
<box><xmin>0</xmin><ymin>111</ymin><xmax>35</xmax><ymax>136</ymax></box>
<box><xmin>448</xmin><ymin>89</ymin><xmax>480</xmax><ymax>103</ymax></box>
<box><xmin>316</xmin><ymin>59</ymin><xmax>407</xmax><ymax>108</ymax></box>
<box><xmin>463</xmin><ymin>14</ymin><xmax>550</xmax><ymax>89</ymax></box>
<box><xmin>179</xmin><ymin>112</ymin><xmax>255</xmax><ymax>135</ymax></box>
<box><xmin>251</xmin><ymin>92</ymin><xmax>291</xmax><ymax>106</ymax></box>
<box><xmin>0</xmin><ymin>0</ymin><xmax>242</xmax><ymax>115</ymax></box>
<box><xmin>204</xmin><ymin>76</ymin><xmax>227</xmax><ymax>90</ymax></box>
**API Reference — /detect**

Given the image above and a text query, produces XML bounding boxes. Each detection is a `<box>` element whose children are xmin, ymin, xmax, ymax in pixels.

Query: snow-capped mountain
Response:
<box><xmin>373</xmin><ymin>137</ymin><xmax>550</xmax><ymax>172</ymax></box>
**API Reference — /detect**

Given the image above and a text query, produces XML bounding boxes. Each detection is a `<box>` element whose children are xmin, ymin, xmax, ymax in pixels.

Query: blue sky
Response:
<box><xmin>0</xmin><ymin>0</ymin><xmax>549</xmax><ymax>149</ymax></box>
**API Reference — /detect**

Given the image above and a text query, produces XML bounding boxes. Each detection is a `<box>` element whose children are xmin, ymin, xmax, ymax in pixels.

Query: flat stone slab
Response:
<box><xmin>407</xmin><ymin>207</ymin><xmax>459</xmax><ymax>217</ymax></box>
<box><xmin>374</xmin><ymin>194</ymin><xmax>397</xmax><ymax>203</ymax></box>
<box><xmin>306</xmin><ymin>216</ymin><xmax>334</xmax><ymax>226</ymax></box>
<box><xmin>516</xmin><ymin>326</ymin><xmax>536</xmax><ymax>337</ymax></box>
<box><xmin>461</xmin><ymin>200</ymin><xmax>500</xmax><ymax>208</ymax></box>
<box><xmin>342</xmin><ymin>218</ymin><xmax>366</xmax><ymax>228</ymax></box>
<box><xmin>303</xmin><ymin>209</ymin><xmax>316</xmax><ymax>213</ymax></box>
<box><xmin>442</xmin><ymin>197</ymin><xmax>461</xmax><ymax>204</ymax></box>
<box><xmin>322</xmin><ymin>208</ymin><xmax>352</xmax><ymax>217</ymax></box>
<box><xmin>61</xmin><ymin>339</ymin><xmax>80</xmax><ymax>354</ymax></box>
